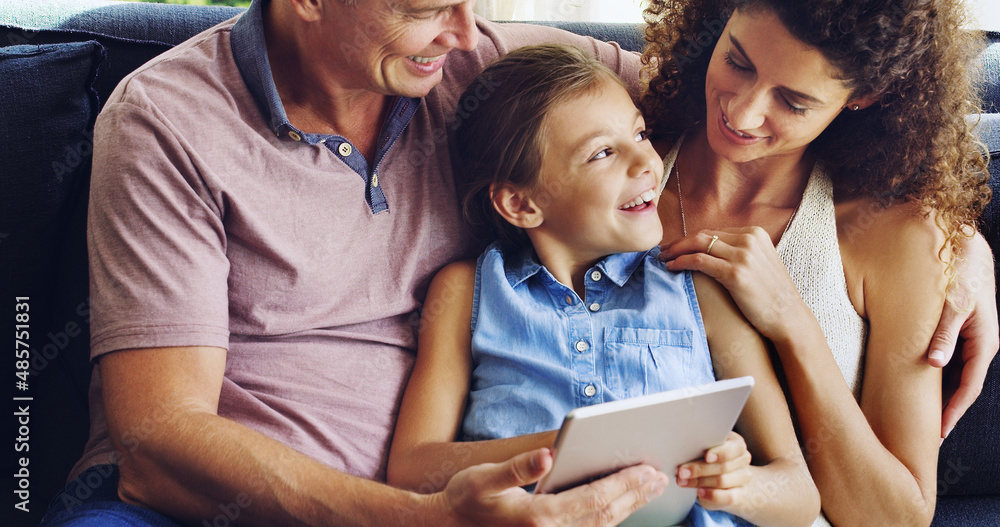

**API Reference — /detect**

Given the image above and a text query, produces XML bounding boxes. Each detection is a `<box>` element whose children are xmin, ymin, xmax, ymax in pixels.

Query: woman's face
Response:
<box><xmin>704</xmin><ymin>8</ymin><xmax>857</xmax><ymax>165</ymax></box>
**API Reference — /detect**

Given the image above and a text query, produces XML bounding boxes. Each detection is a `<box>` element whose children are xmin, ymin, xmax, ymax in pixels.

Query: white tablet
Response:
<box><xmin>534</xmin><ymin>376</ymin><xmax>754</xmax><ymax>527</ymax></box>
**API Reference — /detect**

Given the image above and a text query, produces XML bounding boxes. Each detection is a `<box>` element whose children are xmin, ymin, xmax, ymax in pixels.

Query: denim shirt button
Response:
<box><xmin>588</xmin><ymin>302</ymin><xmax>601</xmax><ymax>312</ymax></box>
<box><xmin>287</xmin><ymin>130</ymin><xmax>302</xmax><ymax>142</ymax></box>
<box><xmin>565</xmin><ymin>295</ymin><xmax>573</xmax><ymax>305</ymax></box>
<box><xmin>338</xmin><ymin>142</ymin><xmax>352</xmax><ymax>156</ymax></box>
<box><xmin>590</xmin><ymin>270</ymin><xmax>602</xmax><ymax>282</ymax></box>
<box><xmin>575</xmin><ymin>340</ymin><xmax>589</xmax><ymax>353</ymax></box>
<box><xmin>372</xmin><ymin>172</ymin><xmax>379</xmax><ymax>188</ymax></box>
<box><xmin>584</xmin><ymin>384</ymin><xmax>597</xmax><ymax>397</ymax></box>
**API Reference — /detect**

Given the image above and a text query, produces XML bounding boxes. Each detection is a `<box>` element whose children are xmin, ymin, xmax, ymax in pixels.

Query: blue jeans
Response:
<box><xmin>39</xmin><ymin>465</ymin><xmax>183</xmax><ymax>527</ymax></box>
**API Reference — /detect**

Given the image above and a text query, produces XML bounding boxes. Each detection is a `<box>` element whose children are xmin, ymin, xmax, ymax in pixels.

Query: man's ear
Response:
<box><xmin>491</xmin><ymin>183</ymin><xmax>543</xmax><ymax>229</ymax></box>
<box><xmin>288</xmin><ymin>0</ymin><xmax>325</xmax><ymax>22</ymax></box>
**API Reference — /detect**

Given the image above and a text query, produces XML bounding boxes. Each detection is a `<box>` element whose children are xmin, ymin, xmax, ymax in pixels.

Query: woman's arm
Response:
<box><xmin>387</xmin><ymin>260</ymin><xmax>558</xmax><ymax>492</ymax></box>
<box><xmin>662</xmin><ymin>201</ymin><xmax>945</xmax><ymax>526</ymax></box>
<box><xmin>690</xmin><ymin>273</ymin><xmax>819</xmax><ymax>527</ymax></box>
<box><xmin>793</xmin><ymin>200</ymin><xmax>944</xmax><ymax>526</ymax></box>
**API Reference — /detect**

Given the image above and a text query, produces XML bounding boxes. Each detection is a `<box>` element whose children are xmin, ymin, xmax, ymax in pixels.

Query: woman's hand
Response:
<box><xmin>660</xmin><ymin>227</ymin><xmax>809</xmax><ymax>340</ymax></box>
<box><xmin>677</xmin><ymin>432</ymin><xmax>752</xmax><ymax>510</ymax></box>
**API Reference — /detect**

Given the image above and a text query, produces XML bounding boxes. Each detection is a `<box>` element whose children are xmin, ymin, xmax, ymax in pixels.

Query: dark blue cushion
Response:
<box><xmin>934</xmin><ymin>495</ymin><xmax>1000</xmax><ymax>526</ymax></box>
<box><xmin>0</xmin><ymin>40</ymin><xmax>103</xmax><ymax>317</ymax></box>
<box><xmin>982</xmin><ymin>32</ymin><xmax>999</xmax><ymax>113</ymax></box>
<box><xmin>0</xmin><ymin>40</ymin><xmax>104</xmax><ymax>527</ymax></box>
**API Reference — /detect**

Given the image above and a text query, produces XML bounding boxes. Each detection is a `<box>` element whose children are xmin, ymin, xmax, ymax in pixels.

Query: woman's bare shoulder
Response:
<box><xmin>835</xmin><ymin>197</ymin><xmax>949</xmax><ymax>315</ymax></box>
<box><xmin>835</xmin><ymin>198</ymin><xmax>946</xmax><ymax>258</ymax></box>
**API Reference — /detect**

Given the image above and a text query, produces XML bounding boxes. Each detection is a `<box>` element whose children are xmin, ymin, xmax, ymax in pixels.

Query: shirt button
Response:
<box><xmin>584</xmin><ymin>384</ymin><xmax>597</xmax><ymax>397</ymax></box>
<box><xmin>287</xmin><ymin>130</ymin><xmax>302</xmax><ymax>142</ymax></box>
<box><xmin>575</xmin><ymin>340</ymin><xmax>589</xmax><ymax>353</ymax></box>
<box><xmin>590</xmin><ymin>270</ymin><xmax>602</xmax><ymax>282</ymax></box>
<box><xmin>372</xmin><ymin>172</ymin><xmax>379</xmax><ymax>187</ymax></box>
<box><xmin>589</xmin><ymin>303</ymin><xmax>601</xmax><ymax>312</ymax></box>
<box><xmin>338</xmin><ymin>142</ymin><xmax>352</xmax><ymax>156</ymax></box>
<box><xmin>565</xmin><ymin>295</ymin><xmax>573</xmax><ymax>305</ymax></box>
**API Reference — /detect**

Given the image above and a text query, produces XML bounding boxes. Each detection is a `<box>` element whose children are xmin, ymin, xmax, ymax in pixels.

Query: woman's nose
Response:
<box><xmin>726</xmin><ymin>88</ymin><xmax>768</xmax><ymax>131</ymax></box>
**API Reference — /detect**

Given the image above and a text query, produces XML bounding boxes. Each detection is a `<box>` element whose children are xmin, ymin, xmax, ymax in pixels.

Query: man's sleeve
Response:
<box><xmin>87</xmin><ymin>100</ymin><xmax>231</xmax><ymax>360</ymax></box>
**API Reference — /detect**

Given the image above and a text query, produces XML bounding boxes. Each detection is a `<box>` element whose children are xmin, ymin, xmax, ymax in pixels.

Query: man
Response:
<box><xmin>39</xmin><ymin>0</ymin><xmax>999</xmax><ymax>525</ymax></box>
<box><xmin>41</xmin><ymin>1</ymin><xmax>669</xmax><ymax>525</ymax></box>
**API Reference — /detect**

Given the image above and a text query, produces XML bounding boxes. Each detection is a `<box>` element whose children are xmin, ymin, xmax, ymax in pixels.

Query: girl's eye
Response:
<box><xmin>590</xmin><ymin>148</ymin><xmax>612</xmax><ymax>161</ymax></box>
<box><xmin>723</xmin><ymin>51</ymin><xmax>752</xmax><ymax>73</ymax></box>
<box><xmin>635</xmin><ymin>130</ymin><xmax>649</xmax><ymax>142</ymax></box>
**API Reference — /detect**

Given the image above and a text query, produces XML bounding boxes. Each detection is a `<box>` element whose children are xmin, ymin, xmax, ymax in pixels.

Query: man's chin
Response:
<box><xmin>384</xmin><ymin>68</ymin><xmax>444</xmax><ymax>98</ymax></box>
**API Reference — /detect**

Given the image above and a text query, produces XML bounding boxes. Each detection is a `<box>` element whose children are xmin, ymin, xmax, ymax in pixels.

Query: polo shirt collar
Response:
<box><xmin>231</xmin><ymin>0</ymin><xmax>296</xmax><ymax>140</ymax></box>
<box><xmin>230</xmin><ymin>0</ymin><xmax>421</xmax><ymax>147</ymax></box>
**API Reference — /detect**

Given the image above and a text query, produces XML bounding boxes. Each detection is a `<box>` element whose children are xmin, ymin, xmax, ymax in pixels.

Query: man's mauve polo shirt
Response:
<box><xmin>73</xmin><ymin>0</ymin><xmax>641</xmax><ymax>482</ymax></box>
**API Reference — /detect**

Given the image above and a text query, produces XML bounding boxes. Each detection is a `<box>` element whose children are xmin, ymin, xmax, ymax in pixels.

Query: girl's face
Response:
<box><xmin>704</xmin><ymin>8</ymin><xmax>857</xmax><ymax>165</ymax></box>
<box><xmin>529</xmin><ymin>79</ymin><xmax>665</xmax><ymax>261</ymax></box>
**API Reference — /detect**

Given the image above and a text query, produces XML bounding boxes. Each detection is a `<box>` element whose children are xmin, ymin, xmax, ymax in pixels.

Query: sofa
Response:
<box><xmin>0</xmin><ymin>1</ymin><xmax>996</xmax><ymax>526</ymax></box>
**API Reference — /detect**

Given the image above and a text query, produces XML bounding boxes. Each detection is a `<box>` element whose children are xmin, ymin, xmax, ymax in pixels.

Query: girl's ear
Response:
<box><xmin>491</xmin><ymin>183</ymin><xmax>543</xmax><ymax>229</ymax></box>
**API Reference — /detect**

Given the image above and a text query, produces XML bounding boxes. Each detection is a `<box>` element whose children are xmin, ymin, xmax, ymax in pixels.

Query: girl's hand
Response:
<box><xmin>677</xmin><ymin>431</ymin><xmax>752</xmax><ymax>510</ymax></box>
<box><xmin>660</xmin><ymin>227</ymin><xmax>808</xmax><ymax>340</ymax></box>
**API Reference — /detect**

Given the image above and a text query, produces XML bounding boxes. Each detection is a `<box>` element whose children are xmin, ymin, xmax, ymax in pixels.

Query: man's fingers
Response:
<box><xmin>942</xmin><ymin>353</ymin><xmax>993</xmax><ymax>438</ymax></box>
<box><xmin>478</xmin><ymin>448</ymin><xmax>551</xmax><ymax>493</ymax></box>
<box><xmin>565</xmin><ymin>465</ymin><xmax>669</xmax><ymax>527</ymax></box>
<box><xmin>928</xmin><ymin>305</ymin><xmax>962</xmax><ymax>367</ymax></box>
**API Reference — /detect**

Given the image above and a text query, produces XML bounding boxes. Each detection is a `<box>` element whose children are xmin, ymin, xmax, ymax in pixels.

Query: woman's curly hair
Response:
<box><xmin>640</xmin><ymin>0</ymin><xmax>991</xmax><ymax>264</ymax></box>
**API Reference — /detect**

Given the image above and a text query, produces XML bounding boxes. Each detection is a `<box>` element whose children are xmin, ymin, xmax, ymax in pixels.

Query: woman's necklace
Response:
<box><xmin>674</xmin><ymin>162</ymin><xmax>799</xmax><ymax>240</ymax></box>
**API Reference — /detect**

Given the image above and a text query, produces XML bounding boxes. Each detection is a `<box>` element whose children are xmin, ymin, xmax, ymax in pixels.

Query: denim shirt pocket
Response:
<box><xmin>603</xmin><ymin>327</ymin><xmax>696</xmax><ymax>399</ymax></box>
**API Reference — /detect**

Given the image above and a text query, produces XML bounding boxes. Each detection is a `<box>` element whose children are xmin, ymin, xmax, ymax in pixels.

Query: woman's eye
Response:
<box><xmin>635</xmin><ymin>130</ymin><xmax>649</xmax><ymax>142</ymax></box>
<box><xmin>782</xmin><ymin>97</ymin><xmax>809</xmax><ymax>116</ymax></box>
<box><xmin>723</xmin><ymin>51</ymin><xmax>752</xmax><ymax>73</ymax></box>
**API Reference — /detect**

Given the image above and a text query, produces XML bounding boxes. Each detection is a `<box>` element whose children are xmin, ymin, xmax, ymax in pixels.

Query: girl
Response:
<box><xmin>387</xmin><ymin>44</ymin><xmax>819</xmax><ymax>527</ymax></box>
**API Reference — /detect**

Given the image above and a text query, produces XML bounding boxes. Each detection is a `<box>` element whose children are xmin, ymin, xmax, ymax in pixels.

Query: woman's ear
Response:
<box><xmin>491</xmin><ymin>183</ymin><xmax>543</xmax><ymax>229</ymax></box>
<box><xmin>843</xmin><ymin>95</ymin><xmax>879</xmax><ymax>111</ymax></box>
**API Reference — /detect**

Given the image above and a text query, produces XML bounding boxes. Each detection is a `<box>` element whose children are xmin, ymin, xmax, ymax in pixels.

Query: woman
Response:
<box><xmin>640</xmin><ymin>0</ymin><xmax>991</xmax><ymax>525</ymax></box>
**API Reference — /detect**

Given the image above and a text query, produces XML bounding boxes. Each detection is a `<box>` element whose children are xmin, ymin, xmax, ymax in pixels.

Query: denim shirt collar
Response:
<box><xmin>505</xmin><ymin>246</ymin><xmax>656</xmax><ymax>289</ymax></box>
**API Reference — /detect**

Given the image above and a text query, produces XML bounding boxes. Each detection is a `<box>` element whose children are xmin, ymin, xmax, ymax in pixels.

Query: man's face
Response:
<box><xmin>326</xmin><ymin>0</ymin><xmax>479</xmax><ymax>97</ymax></box>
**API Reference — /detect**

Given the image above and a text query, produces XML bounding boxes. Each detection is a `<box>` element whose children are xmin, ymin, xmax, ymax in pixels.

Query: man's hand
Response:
<box><xmin>436</xmin><ymin>448</ymin><xmax>669</xmax><ymax>526</ymax></box>
<box><xmin>927</xmin><ymin>232</ymin><xmax>999</xmax><ymax>439</ymax></box>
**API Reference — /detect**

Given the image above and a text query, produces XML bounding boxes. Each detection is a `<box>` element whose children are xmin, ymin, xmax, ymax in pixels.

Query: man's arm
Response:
<box><xmin>926</xmin><ymin>231</ymin><xmax>999</xmax><ymax>438</ymax></box>
<box><xmin>101</xmin><ymin>345</ymin><xmax>668</xmax><ymax>527</ymax></box>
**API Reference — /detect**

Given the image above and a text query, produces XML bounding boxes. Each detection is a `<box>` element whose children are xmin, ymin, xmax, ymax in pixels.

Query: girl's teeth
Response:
<box><xmin>410</xmin><ymin>56</ymin><xmax>436</xmax><ymax>64</ymax></box>
<box><xmin>622</xmin><ymin>190</ymin><xmax>657</xmax><ymax>209</ymax></box>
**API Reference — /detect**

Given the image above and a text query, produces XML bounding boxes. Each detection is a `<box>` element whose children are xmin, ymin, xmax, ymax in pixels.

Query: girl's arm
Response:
<box><xmin>387</xmin><ymin>260</ymin><xmax>558</xmax><ymax>492</ymax></box>
<box><xmin>689</xmin><ymin>273</ymin><xmax>820</xmax><ymax>527</ymax></box>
